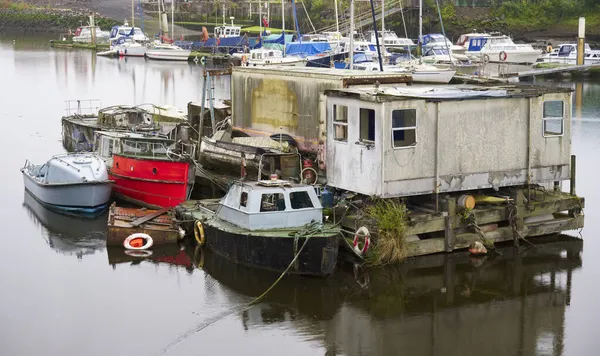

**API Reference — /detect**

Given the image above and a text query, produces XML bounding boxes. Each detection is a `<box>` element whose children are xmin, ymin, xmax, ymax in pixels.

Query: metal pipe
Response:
<box><xmin>369</xmin><ymin>0</ymin><xmax>383</xmax><ymax>71</ymax></box>
<box><xmin>334</xmin><ymin>0</ymin><xmax>340</xmax><ymax>34</ymax></box>
<box><xmin>282</xmin><ymin>0</ymin><xmax>286</xmax><ymax>56</ymax></box>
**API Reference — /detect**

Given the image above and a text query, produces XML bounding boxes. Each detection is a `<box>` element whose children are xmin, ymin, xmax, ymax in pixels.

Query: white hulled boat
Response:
<box><xmin>146</xmin><ymin>43</ymin><xmax>191</xmax><ymax>61</ymax></box>
<box><xmin>243</xmin><ymin>48</ymin><xmax>308</xmax><ymax>67</ymax></box>
<box><xmin>465</xmin><ymin>34</ymin><xmax>542</xmax><ymax>64</ymax></box>
<box><xmin>536</xmin><ymin>43</ymin><xmax>600</xmax><ymax>65</ymax></box>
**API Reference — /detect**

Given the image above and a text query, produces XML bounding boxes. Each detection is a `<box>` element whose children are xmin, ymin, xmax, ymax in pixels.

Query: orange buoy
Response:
<box><xmin>130</xmin><ymin>238</ymin><xmax>144</xmax><ymax>248</ymax></box>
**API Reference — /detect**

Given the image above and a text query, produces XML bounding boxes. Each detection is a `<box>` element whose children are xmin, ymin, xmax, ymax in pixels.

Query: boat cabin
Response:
<box><xmin>215</xmin><ymin>24</ymin><xmax>241</xmax><ymax>38</ymax></box>
<box><xmin>216</xmin><ymin>181</ymin><xmax>323</xmax><ymax>231</ymax></box>
<box><xmin>324</xmin><ymin>84</ymin><xmax>572</xmax><ymax>197</ymax></box>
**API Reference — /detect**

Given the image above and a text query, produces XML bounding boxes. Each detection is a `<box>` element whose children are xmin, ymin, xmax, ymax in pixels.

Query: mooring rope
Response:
<box><xmin>157</xmin><ymin>221</ymin><xmax>327</xmax><ymax>355</ymax></box>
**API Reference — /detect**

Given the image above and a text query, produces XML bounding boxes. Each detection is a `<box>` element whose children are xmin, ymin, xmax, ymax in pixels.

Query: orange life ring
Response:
<box><xmin>123</xmin><ymin>233</ymin><xmax>153</xmax><ymax>250</ymax></box>
<box><xmin>352</xmin><ymin>226</ymin><xmax>371</xmax><ymax>257</ymax></box>
<box><xmin>499</xmin><ymin>51</ymin><xmax>508</xmax><ymax>62</ymax></box>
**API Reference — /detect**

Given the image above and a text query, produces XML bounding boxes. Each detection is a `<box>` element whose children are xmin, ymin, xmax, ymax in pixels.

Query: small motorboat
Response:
<box><xmin>21</xmin><ymin>153</ymin><xmax>113</xmax><ymax>216</ymax></box>
<box><xmin>145</xmin><ymin>43</ymin><xmax>191</xmax><ymax>61</ymax></box>
<box><xmin>176</xmin><ymin>179</ymin><xmax>340</xmax><ymax>276</ymax></box>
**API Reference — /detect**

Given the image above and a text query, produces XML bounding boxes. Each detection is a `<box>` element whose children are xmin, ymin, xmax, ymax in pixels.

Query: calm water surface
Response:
<box><xmin>1</xmin><ymin>34</ymin><xmax>600</xmax><ymax>356</ymax></box>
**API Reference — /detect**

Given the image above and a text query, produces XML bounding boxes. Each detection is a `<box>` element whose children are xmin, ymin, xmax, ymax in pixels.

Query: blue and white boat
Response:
<box><xmin>21</xmin><ymin>153</ymin><xmax>113</xmax><ymax>217</ymax></box>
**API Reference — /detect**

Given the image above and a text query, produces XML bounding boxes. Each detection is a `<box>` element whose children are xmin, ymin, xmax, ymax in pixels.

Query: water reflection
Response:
<box><xmin>194</xmin><ymin>237</ymin><xmax>582</xmax><ymax>356</ymax></box>
<box><xmin>22</xmin><ymin>190</ymin><xmax>107</xmax><ymax>259</ymax></box>
<box><xmin>107</xmin><ymin>244</ymin><xmax>195</xmax><ymax>273</ymax></box>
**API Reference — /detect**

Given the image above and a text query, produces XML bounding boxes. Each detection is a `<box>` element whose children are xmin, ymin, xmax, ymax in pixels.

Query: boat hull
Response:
<box><xmin>468</xmin><ymin>50</ymin><xmax>542</xmax><ymax>64</ymax></box>
<box><xmin>109</xmin><ymin>154</ymin><xmax>193</xmax><ymax>208</ymax></box>
<box><xmin>114</xmin><ymin>46</ymin><xmax>146</xmax><ymax>57</ymax></box>
<box><xmin>203</xmin><ymin>222</ymin><xmax>339</xmax><ymax>276</ymax></box>
<box><xmin>22</xmin><ymin>172</ymin><xmax>112</xmax><ymax>216</ymax></box>
<box><xmin>145</xmin><ymin>50</ymin><xmax>191</xmax><ymax>61</ymax></box>
<box><xmin>412</xmin><ymin>70</ymin><xmax>456</xmax><ymax>83</ymax></box>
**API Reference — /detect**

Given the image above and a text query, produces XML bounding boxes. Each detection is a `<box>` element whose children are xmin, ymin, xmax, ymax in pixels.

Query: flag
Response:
<box><xmin>262</xmin><ymin>17</ymin><xmax>269</xmax><ymax>28</ymax></box>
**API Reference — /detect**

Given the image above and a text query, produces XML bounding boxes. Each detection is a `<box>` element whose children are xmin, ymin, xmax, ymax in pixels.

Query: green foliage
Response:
<box><xmin>364</xmin><ymin>198</ymin><xmax>410</xmax><ymax>266</ymax></box>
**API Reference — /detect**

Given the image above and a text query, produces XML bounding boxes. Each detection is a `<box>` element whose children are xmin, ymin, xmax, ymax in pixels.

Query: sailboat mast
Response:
<box><xmin>259</xmin><ymin>0</ymin><xmax>262</xmax><ymax>37</ymax></box>
<box><xmin>171</xmin><ymin>0</ymin><xmax>174</xmax><ymax>40</ymax></box>
<box><xmin>131</xmin><ymin>0</ymin><xmax>135</xmax><ymax>27</ymax></box>
<box><xmin>349</xmin><ymin>0</ymin><xmax>354</xmax><ymax>70</ymax></box>
<box><xmin>334</xmin><ymin>0</ymin><xmax>339</xmax><ymax>34</ymax></box>
<box><xmin>418</xmin><ymin>0</ymin><xmax>423</xmax><ymax>55</ymax></box>
<box><xmin>282</xmin><ymin>0</ymin><xmax>286</xmax><ymax>56</ymax></box>
<box><xmin>381</xmin><ymin>0</ymin><xmax>384</xmax><ymax>32</ymax></box>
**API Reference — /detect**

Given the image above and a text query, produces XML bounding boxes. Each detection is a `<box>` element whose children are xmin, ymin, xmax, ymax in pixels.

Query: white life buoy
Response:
<box><xmin>200</xmin><ymin>56</ymin><xmax>206</xmax><ymax>64</ymax></box>
<box><xmin>124</xmin><ymin>250</ymin><xmax>153</xmax><ymax>257</ymax></box>
<box><xmin>499</xmin><ymin>51</ymin><xmax>507</xmax><ymax>62</ymax></box>
<box><xmin>353</xmin><ymin>226</ymin><xmax>371</xmax><ymax>256</ymax></box>
<box><xmin>123</xmin><ymin>233</ymin><xmax>154</xmax><ymax>250</ymax></box>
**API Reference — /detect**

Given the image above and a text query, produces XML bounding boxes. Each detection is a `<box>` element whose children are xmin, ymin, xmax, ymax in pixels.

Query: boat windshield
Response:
<box><xmin>121</xmin><ymin>139</ymin><xmax>171</xmax><ymax>158</ymax></box>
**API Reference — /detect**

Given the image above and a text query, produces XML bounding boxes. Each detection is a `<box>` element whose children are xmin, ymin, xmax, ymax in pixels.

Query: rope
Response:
<box><xmin>158</xmin><ymin>220</ymin><xmax>327</xmax><ymax>355</ymax></box>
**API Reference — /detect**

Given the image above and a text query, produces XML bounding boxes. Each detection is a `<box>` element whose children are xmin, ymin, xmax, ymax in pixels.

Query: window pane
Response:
<box><xmin>290</xmin><ymin>191</ymin><xmax>314</xmax><ymax>209</ymax></box>
<box><xmin>544</xmin><ymin>119</ymin><xmax>563</xmax><ymax>136</ymax></box>
<box><xmin>360</xmin><ymin>108</ymin><xmax>376</xmax><ymax>142</ymax></box>
<box><xmin>334</xmin><ymin>124</ymin><xmax>347</xmax><ymax>142</ymax></box>
<box><xmin>240</xmin><ymin>192</ymin><xmax>248</xmax><ymax>207</ymax></box>
<box><xmin>333</xmin><ymin>105</ymin><xmax>348</xmax><ymax>123</ymax></box>
<box><xmin>393</xmin><ymin>129</ymin><xmax>416</xmax><ymax>147</ymax></box>
<box><xmin>544</xmin><ymin>101</ymin><xmax>563</xmax><ymax>118</ymax></box>
<box><xmin>392</xmin><ymin>109</ymin><xmax>416</xmax><ymax>128</ymax></box>
<box><xmin>260</xmin><ymin>193</ymin><xmax>286</xmax><ymax>212</ymax></box>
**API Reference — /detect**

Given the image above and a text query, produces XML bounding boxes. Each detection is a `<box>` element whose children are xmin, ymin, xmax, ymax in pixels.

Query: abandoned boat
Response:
<box><xmin>176</xmin><ymin>180</ymin><xmax>340</xmax><ymax>276</ymax></box>
<box><xmin>21</xmin><ymin>153</ymin><xmax>113</xmax><ymax>216</ymax></box>
<box><xmin>61</xmin><ymin>100</ymin><xmax>187</xmax><ymax>152</ymax></box>
<box><xmin>108</xmin><ymin>134</ymin><xmax>196</xmax><ymax>209</ymax></box>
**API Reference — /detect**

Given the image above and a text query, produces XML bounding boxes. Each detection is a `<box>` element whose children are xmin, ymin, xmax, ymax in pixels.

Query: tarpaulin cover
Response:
<box><xmin>285</xmin><ymin>42</ymin><xmax>331</xmax><ymax>56</ymax></box>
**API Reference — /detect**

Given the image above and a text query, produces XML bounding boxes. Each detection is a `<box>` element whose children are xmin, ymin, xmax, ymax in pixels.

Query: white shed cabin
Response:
<box><xmin>324</xmin><ymin>85</ymin><xmax>572</xmax><ymax>198</ymax></box>
<box><xmin>217</xmin><ymin>181</ymin><xmax>323</xmax><ymax>231</ymax></box>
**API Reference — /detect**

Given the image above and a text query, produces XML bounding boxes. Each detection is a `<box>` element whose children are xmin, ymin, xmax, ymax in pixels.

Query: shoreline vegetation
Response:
<box><xmin>1</xmin><ymin>0</ymin><xmax>599</xmax><ymax>43</ymax></box>
<box><xmin>0</xmin><ymin>1</ymin><xmax>118</xmax><ymax>32</ymax></box>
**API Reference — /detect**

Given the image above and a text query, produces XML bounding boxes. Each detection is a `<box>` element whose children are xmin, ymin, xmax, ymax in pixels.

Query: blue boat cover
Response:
<box><xmin>467</xmin><ymin>37</ymin><xmax>488</xmax><ymax>52</ymax></box>
<box><xmin>285</xmin><ymin>42</ymin><xmax>331</xmax><ymax>56</ymax></box>
<box><xmin>263</xmin><ymin>33</ymin><xmax>294</xmax><ymax>45</ymax></box>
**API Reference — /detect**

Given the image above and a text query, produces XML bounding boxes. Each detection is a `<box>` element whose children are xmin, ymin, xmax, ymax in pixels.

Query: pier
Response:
<box><xmin>503</xmin><ymin>63</ymin><xmax>600</xmax><ymax>79</ymax></box>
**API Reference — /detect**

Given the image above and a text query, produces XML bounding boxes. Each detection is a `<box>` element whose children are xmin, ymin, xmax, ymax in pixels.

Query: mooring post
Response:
<box><xmin>443</xmin><ymin>197</ymin><xmax>456</xmax><ymax>253</ymax></box>
<box><xmin>577</xmin><ymin>17</ymin><xmax>585</xmax><ymax>66</ymax></box>
<box><xmin>570</xmin><ymin>155</ymin><xmax>577</xmax><ymax>196</ymax></box>
<box><xmin>515</xmin><ymin>189</ymin><xmax>526</xmax><ymax>247</ymax></box>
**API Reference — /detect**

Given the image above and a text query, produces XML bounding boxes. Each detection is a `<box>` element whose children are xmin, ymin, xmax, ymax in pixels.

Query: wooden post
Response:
<box><xmin>577</xmin><ymin>17</ymin><xmax>585</xmax><ymax>66</ymax></box>
<box><xmin>443</xmin><ymin>197</ymin><xmax>456</xmax><ymax>253</ymax></box>
<box><xmin>515</xmin><ymin>189</ymin><xmax>525</xmax><ymax>247</ymax></box>
<box><xmin>570</xmin><ymin>155</ymin><xmax>576</xmax><ymax>196</ymax></box>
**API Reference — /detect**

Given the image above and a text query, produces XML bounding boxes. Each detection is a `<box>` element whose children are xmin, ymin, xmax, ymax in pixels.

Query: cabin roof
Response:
<box><xmin>324</xmin><ymin>83</ymin><xmax>573</xmax><ymax>102</ymax></box>
<box><xmin>236</xmin><ymin>180</ymin><xmax>315</xmax><ymax>191</ymax></box>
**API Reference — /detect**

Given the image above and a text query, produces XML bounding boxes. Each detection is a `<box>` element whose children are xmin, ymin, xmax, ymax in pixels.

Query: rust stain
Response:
<box><xmin>251</xmin><ymin>79</ymin><xmax>299</xmax><ymax>129</ymax></box>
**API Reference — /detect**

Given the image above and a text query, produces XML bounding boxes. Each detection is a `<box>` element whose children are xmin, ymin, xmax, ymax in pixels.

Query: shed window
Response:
<box><xmin>543</xmin><ymin>101</ymin><xmax>564</xmax><ymax>136</ymax></box>
<box><xmin>333</xmin><ymin>105</ymin><xmax>348</xmax><ymax>142</ymax></box>
<box><xmin>391</xmin><ymin>109</ymin><xmax>417</xmax><ymax>148</ymax></box>
<box><xmin>360</xmin><ymin>108</ymin><xmax>376</xmax><ymax>142</ymax></box>
<box><xmin>290</xmin><ymin>191</ymin><xmax>314</xmax><ymax>209</ymax></box>
<box><xmin>260</xmin><ymin>193</ymin><xmax>286</xmax><ymax>212</ymax></box>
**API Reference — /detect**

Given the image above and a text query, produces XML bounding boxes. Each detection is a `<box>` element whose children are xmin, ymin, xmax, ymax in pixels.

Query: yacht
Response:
<box><xmin>145</xmin><ymin>43</ymin><xmax>191</xmax><ymax>61</ymax></box>
<box><xmin>108</xmin><ymin>20</ymin><xmax>150</xmax><ymax>44</ymax></box>
<box><xmin>422</xmin><ymin>33</ymin><xmax>464</xmax><ymax>53</ymax></box>
<box><xmin>536</xmin><ymin>43</ymin><xmax>600</xmax><ymax>65</ymax></box>
<box><xmin>243</xmin><ymin>48</ymin><xmax>308</xmax><ymax>67</ymax></box>
<box><xmin>465</xmin><ymin>34</ymin><xmax>542</xmax><ymax>64</ymax></box>
<box><xmin>110</xmin><ymin>37</ymin><xmax>147</xmax><ymax>57</ymax></box>
<box><xmin>367</xmin><ymin>30</ymin><xmax>415</xmax><ymax>51</ymax></box>
<box><xmin>72</xmin><ymin>26</ymin><xmax>110</xmax><ymax>43</ymax></box>
<box><xmin>454</xmin><ymin>31</ymin><xmax>492</xmax><ymax>54</ymax></box>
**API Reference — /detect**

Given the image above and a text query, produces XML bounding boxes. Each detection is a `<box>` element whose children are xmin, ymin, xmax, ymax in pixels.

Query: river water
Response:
<box><xmin>1</xmin><ymin>33</ymin><xmax>599</xmax><ymax>356</ymax></box>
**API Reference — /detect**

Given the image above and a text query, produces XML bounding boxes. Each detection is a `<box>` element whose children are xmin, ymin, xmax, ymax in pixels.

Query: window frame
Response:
<box><xmin>542</xmin><ymin>100</ymin><xmax>565</xmax><ymax>138</ymax></box>
<box><xmin>332</xmin><ymin>104</ymin><xmax>349</xmax><ymax>143</ymax></box>
<box><xmin>359</xmin><ymin>107</ymin><xmax>376</xmax><ymax>144</ymax></box>
<box><xmin>289</xmin><ymin>191</ymin><xmax>315</xmax><ymax>210</ymax></box>
<box><xmin>391</xmin><ymin>108</ymin><xmax>418</xmax><ymax>149</ymax></box>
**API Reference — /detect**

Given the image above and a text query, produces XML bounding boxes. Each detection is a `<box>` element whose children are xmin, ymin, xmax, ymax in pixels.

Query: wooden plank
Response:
<box><xmin>130</xmin><ymin>208</ymin><xmax>171</xmax><ymax>227</ymax></box>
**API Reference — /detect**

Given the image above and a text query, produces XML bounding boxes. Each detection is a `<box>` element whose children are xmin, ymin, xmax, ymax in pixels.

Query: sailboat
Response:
<box><xmin>146</xmin><ymin>0</ymin><xmax>191</xmax><ymax>61</ymax></box>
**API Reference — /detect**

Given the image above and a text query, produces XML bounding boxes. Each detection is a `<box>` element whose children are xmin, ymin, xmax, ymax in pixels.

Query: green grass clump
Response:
<box><xmin>365</xmin><ymin>198</ymin><xmax>409</xmax><ymax>265</ymax></box>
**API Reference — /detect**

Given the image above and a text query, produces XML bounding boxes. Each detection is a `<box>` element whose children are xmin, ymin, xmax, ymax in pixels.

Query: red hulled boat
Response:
<box><xmin>108</xmin><ymin>136</ymin><xmax>196</xmax><ymax>208</ymax></box>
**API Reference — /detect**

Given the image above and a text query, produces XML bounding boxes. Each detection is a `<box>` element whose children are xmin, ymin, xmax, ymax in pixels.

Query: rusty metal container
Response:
<box><xmin>106</xmin><ymin>203</ymin><xmax>181</xmax><ymax>247</ymax></box>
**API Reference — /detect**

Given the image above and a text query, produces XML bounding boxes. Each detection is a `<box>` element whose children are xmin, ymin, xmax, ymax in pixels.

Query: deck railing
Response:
<box><xmin>64</xmin><ymin>99</ymin><xmax>101</xmax><ymax>116</ymax></box>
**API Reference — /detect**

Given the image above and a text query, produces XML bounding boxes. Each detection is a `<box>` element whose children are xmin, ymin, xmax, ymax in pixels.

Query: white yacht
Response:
<box><xmin>108</xmin><ymin>20</ymin><xmax>150</xmax><ymax>44</ymax></box>
<box><xmin>367</xmin><ymin>30</ymin><xmax>415</xmax><ymax>51</ymax></box>
<box><xmin>110</xmin><ymin>37</ymin><xmax>147</xmax><ymax>57</ymax></box>
<box><xmin>536</xmin><ymin>43</ymin><xmax>600</xmax><ymax>65</ymax></box>
<box><xmin>146</xmin><ymin>43</ymin><xmax>191</xmax><ymax>61</ymax></box>
<box><xmin>243</xmin><ymin>48</ymin><xmax>308</xmax><ymax>67</ymax></box>
<box><xmin>421</xmin><ymin>33</ymin><xmax>464</xmax><ymax>53</ymax></box>
<box><xmin>454</xmin><ymin>31</ymin><xmax>492</xmax><ymax>54</ymax></box>
<box><xmin>465</xmin><ymin>34</ymin><xmax>542</xmax><ymax>64</ymax></box>
<box><xmin>72</xmin><ymin>26</ymin><xmax>110</xmax><ymax>43</ymax></box>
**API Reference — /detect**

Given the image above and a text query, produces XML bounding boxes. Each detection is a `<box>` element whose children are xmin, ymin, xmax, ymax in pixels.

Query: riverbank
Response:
<box><xmin>0</xmin><ymin>3</ymin><xmax>118</xmax><ymax>32</ymax></box>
